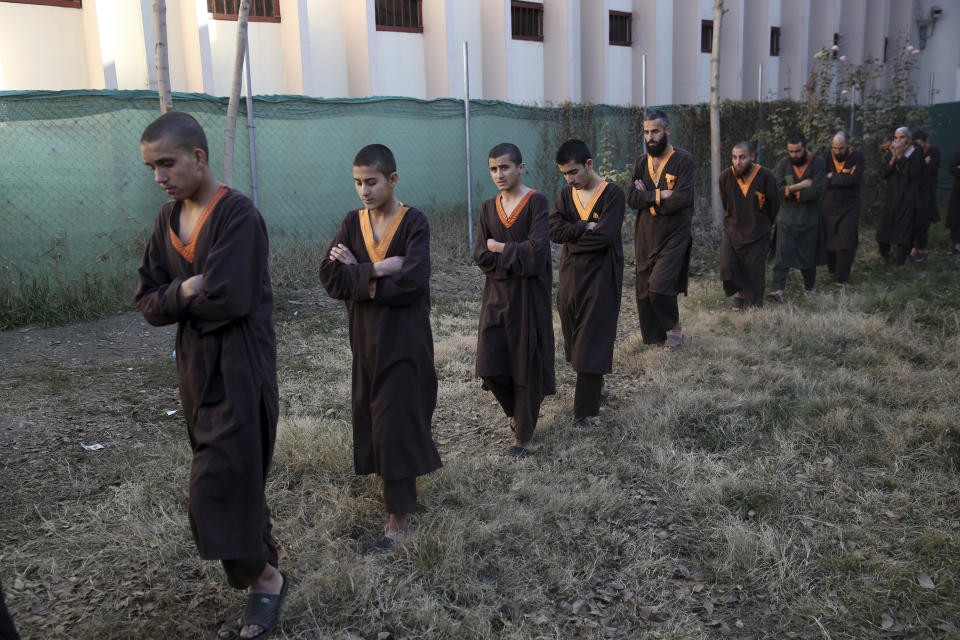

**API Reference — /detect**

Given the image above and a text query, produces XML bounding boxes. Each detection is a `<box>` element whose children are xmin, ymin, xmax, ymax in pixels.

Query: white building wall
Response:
<box><xmin>508</xmin><ymin>40</ymin><xmax>545</xmax><ymax>104</ymax></box>
<box><xmin>374</xmin><ymin>31</ymin><xmax>427</xmax><ymax>98</ymax></box>
<box><xmin>633</xmin><ymin>0</ymin><xmax>675</xmax><ymax>106</ymax></box>
<box><xmin>913</xmin><ymin>0</ymin><xmax>959</xmax><ymax>105</ymax></box>
<box><xmin>481</xmin><ymin>0</ymin><xmax>508</xmax><ymax>100</ymax></box>
<box><xmin>206</xmin><ymin>20</ymin><xmax>286</xmax><ymax>96</ymax></box>
<box><xmin>718</xmin><ymin>0</ymin><xmax>744</xmax><ymax>100</ymax></box>
<box><xmin>602</xmin><ymin>0</ymin><xmax>633</xmax><ymax>105</ymax></box>
<box><xmin>0</xmin><ymin>3</ymin><xmax>89</xmax><ymax>90</ymax></box>
<box><xmin>543</xmin><ymin>0</ymin><xmax>581</xmax><ymax>103</ymax></box>
<box><xmin>423</xmin><ymin>0</ymin><xmax>484</xmax><ymax>99</ymax></box>
<box><xmin>695</xmin><ymin>0</ymin><xmax>712</xmax><ymax>104</ymax></box>
<box><xmin>580</xmin><ymin>0</ymin><xmax>605</xmax><ymax>103</ymax></box>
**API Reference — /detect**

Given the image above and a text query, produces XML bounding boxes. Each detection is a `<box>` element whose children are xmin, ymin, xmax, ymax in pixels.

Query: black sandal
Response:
<box><xmin>505</xmin><ymin>445</ymin><xmax>530</xmax><ymax>460</ymax></box>
<box><xmin>211</xmin><ymin>614</ymin><xmax>241</xmax><ymax>640</ymax></box>
<box><xmin>238</xmin><ymin>573</ymin><xmax>289</xmax><ymax>640</ymax></box>
<box><xmin>730</xmin><ymin>297</ymin><xmax>744</xmax><ymax>311</ymax></box>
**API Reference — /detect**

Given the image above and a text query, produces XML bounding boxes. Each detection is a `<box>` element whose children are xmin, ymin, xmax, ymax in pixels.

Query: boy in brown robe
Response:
<box><xmin>626</xmin><ymin>110</ymin><xmax>695</xmax><ymax>349</ymax></box>
<box><xmin>319</xmin><ymin>144</ymin><xmax>442</xmax><ymax>552</ymax></box>
<box><xmin>135</xmin><ymin>112</ymin><xmax>286</xmax><ymax>640</ymax></box>
<box><xmin>718</xmin><ymin>141</ymin><xmax>779</xmax><ymax>309</ymax></box>
<box><xmin>474</xmin><ymin>143</ymin><xmax>555</xmax><ymax>460</ymax></box>
<box><xmin>550</xmin><ymin>139</ymin><xmax>625</xmax><ymax>428</ymax></box>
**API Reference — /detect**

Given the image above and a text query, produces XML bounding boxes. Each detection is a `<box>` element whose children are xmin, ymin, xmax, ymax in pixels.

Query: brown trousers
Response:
<box><xmin>482</xmin><ymin>375</ymin><xmax>544</xmax><ymax>442</ymax></box>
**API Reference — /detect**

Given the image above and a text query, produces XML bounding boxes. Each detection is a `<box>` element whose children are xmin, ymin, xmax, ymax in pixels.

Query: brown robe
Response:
<box><xmin>947</xmin><ymin>149</ymin><xmax>960</xmax><ymax>232</ymax></box>
<box><xmin>718</xmin><ymin>164</ymin><xmax>779</xmax><ymax>296</ymax></box>
<box><xmin>135</xmin><ymin>186</ymin><xmax>279</xmax><ymax>561</ymax></box>
<box><xmin>918</xmin><ymin>143</ymin><xmax>942</xmax><ymax>225</ymax></box>
<box><xmin>821</xmin><ymin>149</ymin><xmax>865</xmax><ymax>251</ymax></box>
<box><xmin>626</xmin><ymin>147</ymin><xmax>696</xmax><ymax>297</ymax></box>
<box><xmin>474</xmin><ymin>190</ymin><xmax>556</xmax><ymax>395</ymax></box>
<box><xmin>549</xmin><ymin>181</ymin><xmax>625</xmax><ymax>374</ymax></box>
<box><xmin>318</xmin><ymin>206</ymin><xmax>442</xmax><ymax>481</ymax></box>
<box><xmin>878</xmin><ymin>147</ymin><xmax>924</xmax><ymax>246</ymax></box>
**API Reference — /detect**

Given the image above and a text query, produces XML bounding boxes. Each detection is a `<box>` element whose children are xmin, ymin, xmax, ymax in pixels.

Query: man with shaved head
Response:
<box><xmin>717</xmin><ymin>141</ymin><xmax>779</xmax><ymax>309</ymax></box>
<box><xmin>877</xmin><ymin>126</ymin><xmax>924</xmax><ymax>266</ymax></box>
<box><xmin>821</xmin><ymin>131</ymin><xmax>865</xmax><ymax>288</ymax></box>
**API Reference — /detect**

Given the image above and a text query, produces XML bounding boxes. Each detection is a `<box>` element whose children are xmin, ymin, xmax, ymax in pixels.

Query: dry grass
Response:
<box><xmin>2</xmin><ymin>213</ymin><xmax>959</xmax><ymax>639</ymax></box>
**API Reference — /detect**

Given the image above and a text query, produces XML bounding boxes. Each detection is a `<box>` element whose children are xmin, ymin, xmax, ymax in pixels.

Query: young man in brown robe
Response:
<box><xmin>474</xmin><ymin>143</ymin><xmax>555</xmax><ymax>460</ymax></box>
<box><xmin>718</xmin><ymin>141</ymin><xmax>779</xmax><ymax>309</ymax></box>
<box><xmin>549</xmin><ymin>139</ymin><xmax>625</xmax><ymax>428</ymax></box>
<box><xmin>319</xmin><ymin>144</ymin><xmax>442</xmax><ymax>552</ymax></box>
<box><xmin>769</xmin><ymin>133</ymin><xmax>827</xmax><ymax>300</ymax></box>
<box><xmin>626</xmin><ymin>110</ymin><xmax>695</xmax><ymax>348</ymax></box>
<box><xmin>135</xmin><ymin>112</ymin><xmax>286</xmax><ymax>640</ymax></box>
<box><xmin>878</xmin><ymin>127</ymin><xmax>924</xmax><ymax>266</ymax></box>
<box><xmin>822</xmin><ymin>131</ymin><xmax>864</xmax><ymax>288</ymax></box>
<box><xmin>948</xmin><ymin>148</ymin><xmax>960</xmax><ymax>255</ymax></box>
<box><xmin>912</xmin><ymin>130</ymin><xmax>941</xmax><ymax>262</ymax></box>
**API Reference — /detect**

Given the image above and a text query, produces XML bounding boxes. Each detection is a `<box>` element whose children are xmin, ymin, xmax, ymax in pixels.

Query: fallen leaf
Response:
<box><xmin>917</xmin><ymin>574</ymin><xmax>935</xmax><ymax>589</ymax></box>
<box><xmin>881</xmin><ymin>612</ymin><xmax>894</xmax><ymax>630</ymax></box>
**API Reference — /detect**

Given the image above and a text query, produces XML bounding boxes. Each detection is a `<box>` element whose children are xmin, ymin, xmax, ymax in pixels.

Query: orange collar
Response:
<box><xmin>572</xmin><ymin>181</ymin><xmax>608</xmax><ymax>221</ymax></box>
<box><xmin>831</xmin><ymin>152</ymin><xmax>849</xmax><ymax>174</ymax></box>
<box><xmin>169</xmin><ymin>185</ymin><xmax>227</xmax><ymax>263</ymax></box>
<box><xmin>792</xmin><ymin>157</ymin><xmax>811</xmax><ymax>179</ymax></box>
<box><xmin>496</xmin><ymin>190</ymin><xmax>535</xmax><ymax>228</ymax></box>
<box><xmin>647</xmin><ymin>147</ymin><xmax>676</xmax><ymax>187</ymax></box>
<box><xmin>734</xmin><ymin>164</ymin><xmax>761</xmax><ymax>197</ymax></box>
<box><xmin>359</xmin><ymin>205</ymin><xmax>408</xmax><ymax>262</ymax></box>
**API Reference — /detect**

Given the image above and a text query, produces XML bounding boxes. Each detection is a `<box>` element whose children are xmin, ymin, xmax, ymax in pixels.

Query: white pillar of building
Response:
<box><xmin>481</xmin><ymin>0</ymin><xmax>509</xmax><ymax>101</ymax></box>
<box><xmin>632</xmin><ymin>0</ymin><xmax>674</xmax><ymax>107</ymax></box>
<box><xmin>543</xmin><ymin>0</ymin><xmax>580</xmax><ymax>103</ymax></box>
<box><xmin>343</xmin><ymin>0</ymin><xmax>376</xmax><ymax>97</ymax></box>
<box><xmin>423</xmin><ymin>0</ymin><xmax>484</xmax><ymax>99</ymax></box>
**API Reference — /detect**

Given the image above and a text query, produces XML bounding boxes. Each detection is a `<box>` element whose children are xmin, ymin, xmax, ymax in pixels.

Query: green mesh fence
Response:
<box><xmin>0</xmin><ymin>90</ymin><xmax>957</xmax><ymax>291</ymax></box>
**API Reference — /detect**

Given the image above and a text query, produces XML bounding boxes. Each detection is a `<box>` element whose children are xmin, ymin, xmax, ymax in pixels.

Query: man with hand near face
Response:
<box><xmin>822</xmin><ymin>131</ymin><xmax>864</xmax><ymax>288</ymax></box>
<box><xmin>768</xmin><ymin>133</ymin><xmax>827</xmax><ymax>301</ymax></box>
<box><xmin>877</xmin><ymin>127</ymin><xmax>924</xmax><ymax>266</ymax></box>
<box><xmin>626</xmin><ymin>110</ymin><xmax>695</xmax><ymax>348</ymax></box>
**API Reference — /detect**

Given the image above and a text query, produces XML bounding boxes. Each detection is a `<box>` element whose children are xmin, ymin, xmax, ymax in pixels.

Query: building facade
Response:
<box><xmin>0</xmin><ymin>0</ymin><xmax>957</xmax><ymax>105</ymax></box>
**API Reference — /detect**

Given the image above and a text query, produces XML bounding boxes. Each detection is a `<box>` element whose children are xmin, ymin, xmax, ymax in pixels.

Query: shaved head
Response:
<box><xmin>832</xmin><ymin>131</ymin><xmax>849</xmax><ymax>145</ymax></box>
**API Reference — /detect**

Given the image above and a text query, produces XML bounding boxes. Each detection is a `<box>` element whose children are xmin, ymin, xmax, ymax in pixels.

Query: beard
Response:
<box><xmin>833</xmin><ymin>150</ymin><xmax>849</xmax><ymax>161</ymax></box>
<box><xmin>647</xmin><ymin>136</ymin><xmax>669</xmax><ymax>157</ymax></box>
<box><xmin>791</xmin><ymin>151</ymin><xmax>808</xmax><ymax>166</ymax></box>
<box><xmin>733</xmin><ymin>161</ymin><xmax>753</xmax><ymax>178</ymax></box>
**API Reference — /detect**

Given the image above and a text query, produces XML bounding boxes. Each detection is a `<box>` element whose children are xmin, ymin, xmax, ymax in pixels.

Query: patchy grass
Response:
<box><xmin>2</xmin><ymin>213</ymin><xmax>960</xmax><ymax>639</ymax></box>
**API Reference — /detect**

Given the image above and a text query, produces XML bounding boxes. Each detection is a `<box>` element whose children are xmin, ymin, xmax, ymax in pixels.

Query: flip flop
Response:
<box><xmin>239</xmin><ymin>572</ymin><xmax>289</xmax><ymax>640</ymax></box>
<box><xmin>211</xmin><ymin>614</ymin><xmax>241</xmax><ymax>640</ymax></box>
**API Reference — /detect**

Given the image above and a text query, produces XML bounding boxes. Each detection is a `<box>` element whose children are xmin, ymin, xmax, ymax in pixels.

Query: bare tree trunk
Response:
<box><xmin>223</xmin><ymin>0</ymin><xmax>251</xmax><ymax>187</ymax></box>
<box><xmin>152</xmin><ymin>0</ymin><xmax>173</xmax><ymax>113</ymax></box>
<box><xmin>709</xmin><ymin>0</ymin><xmax>724</xmax><ymax>227</ymax></box>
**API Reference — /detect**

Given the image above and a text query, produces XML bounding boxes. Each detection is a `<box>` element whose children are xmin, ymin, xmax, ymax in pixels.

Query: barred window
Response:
<box><xmin>609</xmin><ymin>11</ymin><xmax>632</xmax><ymax>46</ymax></box>
<box><xmin>207</xmin><ymin>0</ymin><xmax>280</xmax><ymax>22</ymax></box>
<box><xmin>0</xmin><ymin>1</ymin><xmax>82</xmax><ymax>7</ymax></box>
<box><xmin>375</xmin><ymin>0</ymin><xmax>423</xmax><ymax>32</ymax></box>
<box><xmin>770</xmin><ymin>26</ymin><xmax>780</xmax><ymax>56</ymax></box>
<box><xmin>512</xmin><ymin>1</ymin><xmax>543</xmax><ymax>42</ymax></box>
<box><xmin>700</xmin><ymin>20</ymin><xmax>713</xmax><ymax>53</ymax></box>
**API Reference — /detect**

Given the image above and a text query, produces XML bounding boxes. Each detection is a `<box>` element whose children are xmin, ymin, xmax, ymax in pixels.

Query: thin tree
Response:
<box><xmin>152</xmin><ymin>0</ymin><xmax>173</xmax><ymax>113</ymax></box>
<box><xmin>709</xmin><ymin>0</ymin><xmax>725</xmax><ymax>227</ymax></box>
<box><xmin>223</xmin><ymin>0</ymin><xmax>251</xmax><ymax>187</ymax></box>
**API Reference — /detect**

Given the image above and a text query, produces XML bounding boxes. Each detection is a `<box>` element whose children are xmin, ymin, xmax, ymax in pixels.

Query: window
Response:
<box><xmin>883</xmin><ymin>36</ymin><xmax>889</xmax><ymax>62</ymax></box>
<box><xmin>0</xmin><ymin>1</ymin><xmax>82</xmax><ymax>7</ymax></box>
<box><xmin>769</xmin><ymin>26</ymin><xmax>780</xmax><ymax>56</ymax></box>
<box><xmin>609</xmin><ymin>11</ymin><xmax>632</xmax><ymax>46</ymax></box>
<box><xmin>207</xmin><ymin>0</ymin><xmax>280</xmax><ymax>22</ymax></box>
<box><xmin>375</xmin><ymin>0</ymin><xmax>423</xmax><ymax>33</ymax></box>
<box><xmin>700</xmin><ymin>20</ymin><xmax>713</xmax><ymax>53</ymax></box>
<box><xmin>512</xmin><ymin>1</ymin><xmax>543</xmax><ymax>42</ymax></box>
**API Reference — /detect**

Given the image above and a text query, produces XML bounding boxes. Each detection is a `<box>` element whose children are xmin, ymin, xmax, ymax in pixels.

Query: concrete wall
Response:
<box><xmin>481</xmin><ymin>0</ymin><xmax>508</xmax><ymax>100</ymax></box>
<box><xmin>0</xmin><ymin>3</ymin><xmax>89</xmax><ymax>90</ymax></box>
<box><xmin>543</xmin><ymin>0</ymin><xmax>580</xmax><ymax>103</ymax></box>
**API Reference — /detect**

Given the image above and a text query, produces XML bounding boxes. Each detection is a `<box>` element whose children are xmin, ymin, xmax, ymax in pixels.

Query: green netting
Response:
<box><xmin>0</xmin><ymin>90</ymin><xmax>957</xmax><ymax>285</ymax></box>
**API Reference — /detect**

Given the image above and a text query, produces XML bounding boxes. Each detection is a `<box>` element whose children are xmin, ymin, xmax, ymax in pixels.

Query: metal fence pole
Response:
<box><xmin>850</xmin><ymin>86</ymin><xmax>855</xmax><ymax>135</ymax></box>
<box><xmin>244</xmin><ymin>40</ymin><xmax>259</xmax><ymax>208</ymax></box>
<box><xmin>463</xmin><ymin>41</ymin><xmax>473</xmax><ymax>247</ymax></box>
